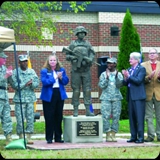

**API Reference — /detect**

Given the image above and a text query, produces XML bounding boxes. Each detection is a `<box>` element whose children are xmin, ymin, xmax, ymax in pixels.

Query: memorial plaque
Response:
<box><xmin>77</xmin><ymin>121</ymin><xmax>99</xmax><ymax>136</ymax></box>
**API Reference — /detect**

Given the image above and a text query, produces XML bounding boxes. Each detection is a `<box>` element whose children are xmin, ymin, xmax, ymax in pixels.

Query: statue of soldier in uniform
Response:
<box><xmin>63</xmin><ymin>26</ymin><xmax>95</xmax><ymax>117</ymax></box>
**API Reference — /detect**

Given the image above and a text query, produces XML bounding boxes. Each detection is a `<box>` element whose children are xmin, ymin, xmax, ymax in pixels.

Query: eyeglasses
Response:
<box><xmin>149</xmin><ymin>52</ymin><xmax>157</xmax><ymax>55</ymax></box>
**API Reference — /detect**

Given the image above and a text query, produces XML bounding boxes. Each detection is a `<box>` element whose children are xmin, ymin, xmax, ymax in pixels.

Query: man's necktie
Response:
<box><xmin>128</xmin><ymin>68</ymin><xmax>135</xmax><ymax>87</ymax></box>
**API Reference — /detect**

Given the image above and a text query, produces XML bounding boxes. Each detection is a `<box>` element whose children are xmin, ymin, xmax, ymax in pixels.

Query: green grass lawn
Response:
<box><xmin>33</xmin><ymin>118</ymin><xmax>153</xmax><ymax>134</ymax></box>
<box><xmin>0</xmin><ymin>118</ymin><xmax>154</xmax><ymax>134</ymax></box>
<box><xmin>1</xmin><ymin>146</ymin><xmax>160</xmax><ymax>159</ymax></box>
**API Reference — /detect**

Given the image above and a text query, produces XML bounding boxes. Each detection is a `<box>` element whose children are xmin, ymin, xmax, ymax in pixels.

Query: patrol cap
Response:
<box><xmin>0</xmin><ymin>52</ymin><xmax>8</xmax><ymax>58</ymax></box>
<box><xmin>18</xmin><ymin>54</ymin><xmax>28</xmax><ymax>61</ymax></box>
<box><xmin>106</xmin><ymin>57</ymin><xmax>117</xmax><ymax>64</ymax></box>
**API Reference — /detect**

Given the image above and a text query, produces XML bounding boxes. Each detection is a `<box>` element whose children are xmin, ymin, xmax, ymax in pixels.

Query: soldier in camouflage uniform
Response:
<box><xmin>0</xmin><ymin>51</ymin><xmax>13</xmax><ymax>145</ymax></box>
<box><xmin>9</xmin><ymin>54</ymin><xmax>39</xmax><ymax>144</ymax></box>
<box><xmin>65</xmin><ymin>26</ymin><xmax>95</xmax><ymax>117</ymax></box>
<box><xmin>98</xmin><ymin>57</ymin><xmax>123</xmax><ymax>142</ymax></box>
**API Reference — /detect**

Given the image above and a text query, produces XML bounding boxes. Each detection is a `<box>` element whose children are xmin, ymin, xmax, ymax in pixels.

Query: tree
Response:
<box><xmin>0</xmin><ymin>1</ymin><xmax>91</xmax><ymax>46</ymax></box>
<box><xmin>117</xmin><ymin>8</ymin><xmax>141</xmax><ymax>119</ymax></box>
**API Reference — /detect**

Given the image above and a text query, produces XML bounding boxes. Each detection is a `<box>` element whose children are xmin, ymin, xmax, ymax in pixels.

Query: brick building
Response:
<box><xmin>3</xmin><ymin>1</ymin><xmax>160</xmax><ymax>121</ymax></box>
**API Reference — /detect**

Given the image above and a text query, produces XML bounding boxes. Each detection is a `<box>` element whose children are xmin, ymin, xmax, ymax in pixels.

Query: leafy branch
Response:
<box><xmin>0</xmin><ymin>1</ymin><xmax>91</xmax><ymax>46</ymax></box>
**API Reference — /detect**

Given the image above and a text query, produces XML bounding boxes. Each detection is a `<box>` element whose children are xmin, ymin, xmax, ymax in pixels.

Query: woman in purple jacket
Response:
<box><xmin>40</xmin><ymin>54</ymin><xmax>69</xmax><ymax>144</ymax></box>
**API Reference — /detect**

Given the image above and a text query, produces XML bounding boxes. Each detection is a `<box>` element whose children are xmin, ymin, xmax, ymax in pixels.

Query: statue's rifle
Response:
<box><xmin>62</xmin><ymin>47</ymin><xmax>101</xmax><ymax>67</ymax></box>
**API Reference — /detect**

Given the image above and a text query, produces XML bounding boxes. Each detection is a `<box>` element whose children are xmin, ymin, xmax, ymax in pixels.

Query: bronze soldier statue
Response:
<box><xmin>63</xmin><ymin>26</ymin><xmax>96</xmax><ymax>117</ymax></box>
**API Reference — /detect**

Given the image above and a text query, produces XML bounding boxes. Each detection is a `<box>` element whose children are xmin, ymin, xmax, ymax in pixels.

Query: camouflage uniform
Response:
<box><xmin>0</xmin><ymin>65</ymin><xmax>13</xmax><ymax>137</ymax></box>
<box><xmin>66</xmin><ymin>26</ymin><xmax>95</xmax><ymax>116</ymax></box>
<box><xmin>10</xmin><ymin>64</ymin><xmax>39</xmax><ymax>135</ymax></box>
<box><xmin>0</xmin><ymin>52</ymin><xmax>13</xmax><ymax>145</ymax></box>
<box><xmin>98</xmin><ymin>58</ymin><xmax>123</xmax><ymax>134</ymax></box>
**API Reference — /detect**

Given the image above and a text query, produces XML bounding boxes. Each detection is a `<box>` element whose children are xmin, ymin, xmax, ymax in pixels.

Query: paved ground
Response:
<box><xmin>26</xmin><ymin>138</ymin><xmax>160</xmax><ymax>150</ymax></box>
<box><xmin>1</xmin><ymin>133</ymin><xmax>160</xmax><ymax>150</ymax></box>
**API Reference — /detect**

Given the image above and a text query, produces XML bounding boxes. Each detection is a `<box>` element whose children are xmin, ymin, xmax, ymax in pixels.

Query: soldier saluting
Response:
<box><xmin>63</xmin><ymin>26</ymin><xmax>95</xmax><ymax>117</ymax></box>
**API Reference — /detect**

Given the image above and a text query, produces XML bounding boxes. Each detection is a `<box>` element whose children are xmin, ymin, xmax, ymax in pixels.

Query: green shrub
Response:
<box><xmin>117</xmin><ymin>8</ymin><xmax>141</xmax><ymax>119</ymax></box>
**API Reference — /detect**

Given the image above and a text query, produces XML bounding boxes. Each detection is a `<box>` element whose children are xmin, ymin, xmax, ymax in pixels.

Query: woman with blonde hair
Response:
<box><xmin>40</xmin><ymin>54</ymin><xmax>69</xmax><ymax>143</ymax></box>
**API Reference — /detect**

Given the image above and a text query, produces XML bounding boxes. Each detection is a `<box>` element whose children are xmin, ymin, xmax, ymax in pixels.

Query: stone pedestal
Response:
<box><xmin>63</xmin><ymin>115</ymin><xmax>103</xmax><ymax>143</ymax></box>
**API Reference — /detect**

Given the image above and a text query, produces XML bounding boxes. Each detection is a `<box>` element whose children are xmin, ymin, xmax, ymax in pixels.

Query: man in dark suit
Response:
<box><xmin>122</xmin><ymin>52</ymin><xmax>146</xmax><ymax>143</ymax></box>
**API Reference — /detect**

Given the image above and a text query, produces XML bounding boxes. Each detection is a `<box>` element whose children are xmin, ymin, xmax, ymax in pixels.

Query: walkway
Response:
<box><xmin>1</xmin><ymin>133</ymin><xmax>160</xmax><ymax>150</ymax></box>
<box><xmin>27</xmin><ymin>138</ymin><xmax>160</xmax><ymax>150</ymax></box>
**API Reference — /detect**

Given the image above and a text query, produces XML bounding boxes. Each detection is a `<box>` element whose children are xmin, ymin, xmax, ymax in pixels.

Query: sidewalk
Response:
<box><xmin>2</xmin><ymin>133</ymin><xmax>159</xmax><ymax>151</ymax></box>
<box><xmin>0</xmin><ymin>133</ymin><xmax>147</xmax><ymax>140</ymax></box>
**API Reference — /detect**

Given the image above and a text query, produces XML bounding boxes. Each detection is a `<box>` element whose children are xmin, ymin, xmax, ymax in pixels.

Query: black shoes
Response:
<box><xmin>47</xmin><ymin>140</ymin><xmax>53</xmax><ymax>144</ymax></box>
<box><xmin>55</xmin><ymin>140</ymin><xmax>64</xmax><ymax>143</ymax></box>
<box><xmin>135</xmin><ymin>139</ymin><xmax>144</xmax><ymax>143</ymax></box>
<box><xmin>127</xmin><ymin>139</ymin><xmax>136</xmax><ymax>143</ymax></box>
<box><xmin>47</xmin><ymin>140</ymin><xmax>64</xmax><ymax>143</ymax></box>
<box><xmin>144</xmin><ymin>137</ymin><xmax>154</xmax><ymax>142</ymax></box>
<box><xmin>127</xmin><ymin>139</ymin><xmax>144</xmax><ymax>143</ymax></box>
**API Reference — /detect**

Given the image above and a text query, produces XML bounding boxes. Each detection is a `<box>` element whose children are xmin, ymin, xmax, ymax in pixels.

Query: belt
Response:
<box><xmin>0</xmin><ymin>86</ymin><xmax>6</xmax><ymax>90</ymax></box>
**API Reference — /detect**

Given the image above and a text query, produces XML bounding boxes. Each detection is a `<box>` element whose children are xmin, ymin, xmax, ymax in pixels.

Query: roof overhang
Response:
<box><xmin>62</xmin><ymin>1</ymin><xmax>160</xmax><ymax>14</ymax></box>
<box><xmin>0</xmin><ymin>26</ymin><xmax>15</xmax><ymax>51</ymax></box>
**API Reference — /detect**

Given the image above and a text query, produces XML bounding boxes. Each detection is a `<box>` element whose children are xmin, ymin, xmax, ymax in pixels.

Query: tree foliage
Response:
<box><xmin>117</xmin><ymin>8</ymin><xmax>141</xmax><ymax>119</ymax></box>
<box><xmin>0</xmin><ymin>1</ymin><xmax>91</xmax><ymax>45</ymax></box>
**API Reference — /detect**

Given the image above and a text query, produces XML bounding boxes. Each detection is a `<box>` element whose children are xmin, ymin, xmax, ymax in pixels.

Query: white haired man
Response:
<box><xmin>122</xmin><ymin>52</ymin><xmax>146</xmax><ymax>143</ymax></box>
<box><xmin>141</xmin><ymin>48</ymin><xmax>160</xmax><ymax>142</ymax></box>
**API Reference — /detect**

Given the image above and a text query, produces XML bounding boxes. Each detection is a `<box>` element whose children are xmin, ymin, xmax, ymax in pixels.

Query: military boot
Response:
<box><xmin>73</xmin><ymin>106</ymin><xmax>79</xmax><ymax>117</ymax></box>
<box><xmin>111</xmin><ymin>131</ymin><xmax>117</xmax><ymax>142</ymax></box>
<box><xmin>26</xmin><ymin>133</ymin><xmax>34</xmax><ymax>144</ymax></box>
<box><xmin>85</xmin><ymin>105</ymin><xmax>94</xmax><ymax>116</ymax></box>
<box><xmin>6</xmin><ymin>134</ymin><xmax>12</xmax><ymax>145</ymax></box>
<box><xmin>106</xmin><ymin>132</ymin><xmax>113</xmax><ymax>142</ymax></box>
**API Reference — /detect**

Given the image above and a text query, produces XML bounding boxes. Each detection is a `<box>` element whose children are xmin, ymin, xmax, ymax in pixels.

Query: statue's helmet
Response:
<box><xmin>74</xmin><ymin>26</ymin><xmax>88</xmax><ymax>36</ymax></box>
